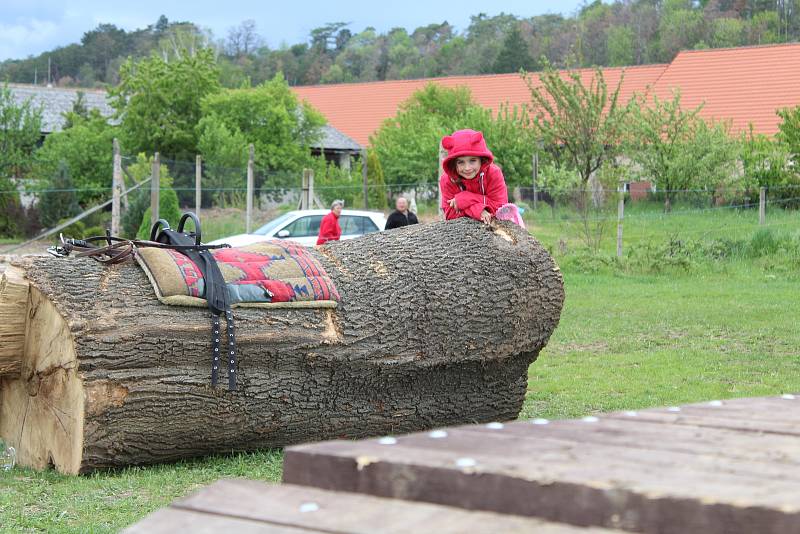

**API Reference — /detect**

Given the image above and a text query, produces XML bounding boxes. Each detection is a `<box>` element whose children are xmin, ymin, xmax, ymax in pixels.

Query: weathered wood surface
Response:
<box><xmin>0</xmin><ymin>219</ymin><xmax>564</xmax><ymax>473</ymax></box>
<box><xmin>0</xmin><ymin>266</ymin><xmax>28</xmax><ymax>375</ymax></box>
<box><xmin>124</xmin><ymin>479</ymin><xmax>619</xmax><ymax>533</ymax></box>
<box><xmin>284</xmin><ymin>395</ymin><xmax>800</xmax><ymax>534</ymax></box>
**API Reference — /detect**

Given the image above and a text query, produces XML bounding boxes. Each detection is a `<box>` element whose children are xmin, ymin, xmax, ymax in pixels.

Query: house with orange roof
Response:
<box><xmin>291</xmin><ymin>43</ymin><xmax>800</xmax><ymax>146</ymax></box>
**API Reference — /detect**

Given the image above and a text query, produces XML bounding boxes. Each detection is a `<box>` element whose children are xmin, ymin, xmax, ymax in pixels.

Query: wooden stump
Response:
<box><xmin>0</xmin><ymin>219</ymin><xmax>564</xmax><ymax>474</ymax></box>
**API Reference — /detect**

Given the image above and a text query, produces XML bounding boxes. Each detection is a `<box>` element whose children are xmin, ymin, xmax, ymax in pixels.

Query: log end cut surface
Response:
<box><xmin>0</xmin><ymin>270</ymin><xmax>83</xmax><ymax>474</ymax></box>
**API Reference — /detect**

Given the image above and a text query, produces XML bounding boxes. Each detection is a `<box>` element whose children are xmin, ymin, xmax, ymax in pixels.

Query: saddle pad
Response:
<box><xmin>136</xmin><ymin>240</ymin><xmax>339</xmax><ymax>309</ymax></box>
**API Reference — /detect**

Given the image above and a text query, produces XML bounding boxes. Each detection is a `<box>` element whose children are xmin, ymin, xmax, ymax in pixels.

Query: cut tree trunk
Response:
<box><xmin>0</xmin><ymin>219</ymin><xmax>564</xmax><ymax>474</ymax></box>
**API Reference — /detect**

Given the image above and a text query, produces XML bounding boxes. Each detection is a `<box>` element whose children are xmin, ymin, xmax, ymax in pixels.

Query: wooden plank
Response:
<box><xmin>605</xmin><ymin>395</ymin><xmax>800</xmax><ymax>436</ymax></box>
<box><xmin>124</xmin><ymin>508</ymin><xmax>313</xmax><ymax>533</ymax></box>
<box><xmin>125</xmin><ymin>480</ymin><xmax>616</xmax><ymax>534</ymax></box>
<box><xmin>284</xmin><ymin>395</ymin><xmax>800</xmax><ymax>534</ymax></box>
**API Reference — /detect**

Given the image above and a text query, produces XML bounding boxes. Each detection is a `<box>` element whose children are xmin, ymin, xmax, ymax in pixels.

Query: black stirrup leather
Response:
<box><xmin>151</xmin><ymin>213</ymin><xmax>237</xmax><ymax>391</ymax></box>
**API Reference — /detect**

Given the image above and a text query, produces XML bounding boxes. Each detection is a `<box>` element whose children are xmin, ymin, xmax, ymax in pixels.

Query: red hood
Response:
<box><xmin>441</xmin><ymin>129</ymin><xmax>494</xmax><ymax>179</ymax></box>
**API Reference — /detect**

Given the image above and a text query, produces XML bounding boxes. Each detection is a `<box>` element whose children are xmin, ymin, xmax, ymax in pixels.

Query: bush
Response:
<box><xmin>38</xmin><ymin>162</ymin><xmax>81</xmax><ymax>228</ymax></box>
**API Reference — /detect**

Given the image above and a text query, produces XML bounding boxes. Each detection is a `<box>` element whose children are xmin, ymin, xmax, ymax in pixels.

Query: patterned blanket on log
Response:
<box><xmin>136</xmin><ymin>240</ymin><xmax>339</xmax><ymax>309</ymax></box>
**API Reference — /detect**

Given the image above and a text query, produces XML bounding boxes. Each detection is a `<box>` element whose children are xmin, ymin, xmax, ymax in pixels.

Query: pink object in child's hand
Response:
<box><xmin>495</xmin><ymin>203</ymin><xmax>525</xmax><ymax>228</ymax></box>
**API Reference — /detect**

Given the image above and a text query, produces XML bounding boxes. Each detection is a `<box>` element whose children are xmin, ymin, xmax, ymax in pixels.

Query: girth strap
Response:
<box><xmin>152</xmin><ymin>214</ymin><xmax>237</xmax><ymax>391</ymax></box>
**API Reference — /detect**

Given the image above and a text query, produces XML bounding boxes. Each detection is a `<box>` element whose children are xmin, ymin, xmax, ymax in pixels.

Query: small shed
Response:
<box><xmin>311</xmin><ymin>125</ymin><xmax>363</xmax><ymax>170</ymax></box>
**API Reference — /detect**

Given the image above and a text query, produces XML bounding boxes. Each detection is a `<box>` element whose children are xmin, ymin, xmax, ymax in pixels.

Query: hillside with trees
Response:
<box><xmin>2</xmin><ymin>1</ymin><xmax>800</xmax><ymax>88</ymax></box>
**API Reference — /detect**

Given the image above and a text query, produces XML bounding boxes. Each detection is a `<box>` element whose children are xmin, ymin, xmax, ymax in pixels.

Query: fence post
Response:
<box><xmin>111</xmin><ymin>139</ymin><xmax>121</xmax><ymax>235</ymax></box>
<box><xmin>362</xmin><ymin>149</ymin><xmax>369</xmax><ymax>210</ymax></box>
<box><xmin>195</xmin><ymin>155</ymin><xmax>202</xmax><ymax>218</ymax></box>
<box><xmin>759</xmin><ymin>186</ymin><xmax>766</xmax><ymax>225</ymax></box>
<box><xmin>246</xmin><ymin>144</ymin><xmax>254</xmax><ymax>234</ymax></box>
<box><xmin>301</xmin><ymin>168</ymin><xmax>311</xmax><ymax>210</ymax></box>
<box><xmin>531</xmin><ymin>151</ymin><xmax>538</xmax><ymax>211</ymax></box>
<box><xmin>616</xmin><ymin>181</ymin><xmax>625</xmax><ymax>258</ymax></box>
<box><xmin>150</xmin><ymin>152</ymin><xmax>160</xmax><ymax>229</ymax></box>
<box><xmin>308</xmin><ymin>168</ymin><xmax>315</xmax><ymax>208</ymax></box>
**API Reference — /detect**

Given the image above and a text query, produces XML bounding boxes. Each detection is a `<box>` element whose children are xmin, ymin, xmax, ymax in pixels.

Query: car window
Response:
<box><xmin>280</xmin><ymin>215</ymin><xmax>323</xmax><ymax>238</ymax></box>
<box><xmin>253</xmin><ymin>212</ymin><xmax>295</xmax><ymax>236</ymax></box>
<box><xmin>340</xmin><ymin>215</ymin><xmax>379</xmax><ymax>236</ymax></box>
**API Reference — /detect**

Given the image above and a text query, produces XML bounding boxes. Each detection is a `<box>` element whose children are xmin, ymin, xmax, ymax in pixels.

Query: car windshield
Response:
<box><xmin>253</xmin><ymin>212</ymin><xmax>296</xmax><ymax>236</ymax></box>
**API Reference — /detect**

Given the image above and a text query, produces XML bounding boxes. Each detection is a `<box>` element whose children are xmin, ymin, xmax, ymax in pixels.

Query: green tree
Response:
<box><xmin>34</xmin><ymin>110</ymin><xmax>117</xmax><ymax>205</ymax></box>
<box><xmin>365</xmin><ymin>149</ymin><xmax>388</xmax><ymax>210</ymax></box>
<box><xmin>110</xmin><ymin>47</ymin><xmax>221</xmax><ymax>160</ymax></box>
<box><xmin>492</xmin><ymin>25</ymin><xmax>536</xmax><ymax>73</ymax></box>
<box><xmin>0</xmin><ymin>84</ymin><xmax>42</xmax><ymax>180</ymax></box>
<box><xmin>710</xmin><ymin>18</ymin><xmax>745</xmax><ymax>48</ymax></box>
<box><xmin>625</xmin><ymin>91</ymin><xmax>738</xmax><ymax>211</ymax></box>
<box><xmin>0</xmin><ymin>84</ymin><xmax>42</xmax><ymax>236</ymax></box>
<box><xmin>372</xmin><ymin>83</ymin><xmax>537</xmax><ymax>192</ymax></box>
<box><xmin>38</xmin><ymin>162</ymin><xmax>81</xmax><ymax>228</ymax></box>
<box><xmin>197</xmin><ymin>74</ymin><xmax>325</xmax><ymax>181</ymax></box>
<box><xmin>370</xmin><ymin>84</ymin><xmax>473</xmax><ymax>189</ymax></box>
<box><xmin>525</xmin><ymin>63</ymin><xmax>629</xmax><ymax>188</ymax></box>
<box><xmin>607</xmin><ymin>26</ymin><xmax>635</xmax><ymax>67</ymax></box>
<box><xmin>777</xmin><ymin>104</ymin><xmax>800</xmax><ymax>165</ymax></box>
<box><xmin>196</xmin><ymin>119</ymin><xmax>249</xmax><ymax>206</ymax></box>
<box><xmin>525</xmin><ymin>63</ymin><xmax>630</xmax><ymax>248</ymax></box>
<box><xmin>741</xmin><ymin>125</ymin><xmax>798</xmax><ymax>204</ymax></box>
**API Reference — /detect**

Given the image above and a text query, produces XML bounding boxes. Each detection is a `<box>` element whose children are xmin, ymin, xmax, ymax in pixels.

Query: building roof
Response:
<box><xmin>649</xmin><ymin>43</ymin><xmax>800</xmax><ymax>136</ymax></box>
<box><xmin>7</xmin><ymin>83</ymin><xmax>115</xmax><ymax>133</ymax></box>
<box><xmin>291</xmin><ymin>65</ymin><xmax>668</xmax><ymax>146</ymax></box>
<box><xmin>293</xmin><ymin>43</ymin><xmax>800</xmax><ymax>144</ymax></box>
<box><xmin>8</xmin><ymin>83</ymin><xmax>364</xmax><ymax>151</ymax></box>
<box><xmin>312</xmin><ymin>124</ymin><xmax>362</xmax><ymax>151</ymax></box>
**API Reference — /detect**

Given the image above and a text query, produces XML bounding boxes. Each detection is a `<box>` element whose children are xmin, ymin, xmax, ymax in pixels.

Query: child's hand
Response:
<box><xmin>448</xmin><ymin>198</ymin><xmax>460</xmax><ymax>214</ymax></box>
<box><xmin>480</xmin><ymin>209</ymin><xmax>492</xmax><ymax>224</ymax></box>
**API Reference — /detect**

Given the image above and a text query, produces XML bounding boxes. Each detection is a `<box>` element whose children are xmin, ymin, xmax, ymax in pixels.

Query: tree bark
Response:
<box><xmin>0</xmin><ymin>219</ymin><xmax>564</xmax><ymax>474</ymax></box>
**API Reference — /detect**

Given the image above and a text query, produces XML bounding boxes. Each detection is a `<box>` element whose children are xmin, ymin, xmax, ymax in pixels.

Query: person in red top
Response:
<box><xmin>316</xmin><ymin>199</ymin><xmax>343</xmax><ymax>245</ymax></box>
<box><xmin>439</xmin><ymin>129</ymin><xmax>508</xmax><ymax>224</ymax></box>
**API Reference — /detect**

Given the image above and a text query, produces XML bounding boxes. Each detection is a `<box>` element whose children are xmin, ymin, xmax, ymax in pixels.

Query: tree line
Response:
<box><xmin>3</xmin><ymin>1</ymin><xmax>800</xmax><ymax>88</ymax></box>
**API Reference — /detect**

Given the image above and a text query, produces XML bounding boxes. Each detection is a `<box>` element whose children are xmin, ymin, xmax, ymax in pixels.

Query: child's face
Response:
<box><xmin>455</xmin><ymin>156</ymin><xmax>482</xmax><ymax>180</ymax></box>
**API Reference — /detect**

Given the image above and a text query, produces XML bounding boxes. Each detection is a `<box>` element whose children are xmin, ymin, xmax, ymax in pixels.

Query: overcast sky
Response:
<box><xmin>0</xmin><ymin>0</ymin><xmax>585</xmax><ymax>61</ymax></box>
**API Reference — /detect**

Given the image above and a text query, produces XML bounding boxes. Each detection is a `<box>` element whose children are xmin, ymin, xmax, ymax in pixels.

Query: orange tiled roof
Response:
<box><xmin>293</xmin><ymin>43</ymin><xmax>800</xmax><ymax>145</ymax></box>
<box><xmin>292</xmin><ymin>65</ymin><xmax>667</xmax><ymax>146</ymax></box>
<box><xmin>650</xmin><ymin>43</ymin><xmax>800</xmax><ymax>136</ymax></box>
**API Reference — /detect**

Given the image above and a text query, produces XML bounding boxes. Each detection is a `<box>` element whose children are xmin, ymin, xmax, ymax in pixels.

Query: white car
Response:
<box><xmin>209</xmin><ymin>209</ymin><xmax>387</xmax><ymax>247</ymax></box>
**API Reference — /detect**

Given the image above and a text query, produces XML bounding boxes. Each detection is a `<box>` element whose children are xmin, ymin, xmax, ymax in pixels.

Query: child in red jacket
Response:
<box><xmin>439</xmin><ymin>129</ymin><xmax>509</xmax><ymax>224</ymax></box>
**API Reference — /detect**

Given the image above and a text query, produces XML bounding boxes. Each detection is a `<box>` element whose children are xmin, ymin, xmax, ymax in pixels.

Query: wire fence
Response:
<box><xmin>2</xmin><ymin>153</ymin><xmax>800</xmax><ymax>255</ymax></box>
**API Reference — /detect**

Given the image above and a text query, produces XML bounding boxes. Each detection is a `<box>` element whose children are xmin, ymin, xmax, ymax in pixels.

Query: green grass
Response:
<box><xmin>0</xmin><ymin>452</ymin><xmax>283</xmax><ymax>533</ymax></box>
<box><xmin>522</xmin><ymin>265</ymin><xmax>800</xmax><ymax>419</ymax></box>
<box><xmin>2</xmin><ymin>205</ymin><xmax>800</xmax><ymax>532</ymax></box>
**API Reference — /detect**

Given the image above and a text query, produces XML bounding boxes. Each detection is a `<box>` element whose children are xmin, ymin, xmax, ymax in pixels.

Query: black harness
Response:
<box><xmin>150</xmin><ymin>214</ymin><xmax>237</xmax><ymax>391</ymax></box>
<box><xmin>49</xmin><ymin>212</ymin><xmax>238</xmax><ymax>391</ymax></box>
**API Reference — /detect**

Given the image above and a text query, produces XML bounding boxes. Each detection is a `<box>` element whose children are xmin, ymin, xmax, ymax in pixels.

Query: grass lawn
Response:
<box><xmin>1</xmin><ymin>207</ymin><xmax>799</xmax><ymax>532</ymax></box>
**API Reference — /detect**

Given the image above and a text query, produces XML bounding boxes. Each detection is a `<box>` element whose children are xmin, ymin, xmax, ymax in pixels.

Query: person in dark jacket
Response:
<box><xmin>385</xmin><ymin>197</ymin><xmax>419</xmax><ymax>230</ymax></box>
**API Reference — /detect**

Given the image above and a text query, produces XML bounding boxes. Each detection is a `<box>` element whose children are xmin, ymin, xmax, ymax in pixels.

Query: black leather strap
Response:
<box><xmin>152</xmin><ymin>213</ymin><xmax>237</xmax><ymax>391</ymax></box>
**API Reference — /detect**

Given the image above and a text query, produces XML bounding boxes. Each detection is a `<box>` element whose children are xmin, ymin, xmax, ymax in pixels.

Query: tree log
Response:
<box><xmin>0</xmin><ymin>219</ymin><xmax>564</xmax><ymax>474</ymax></box>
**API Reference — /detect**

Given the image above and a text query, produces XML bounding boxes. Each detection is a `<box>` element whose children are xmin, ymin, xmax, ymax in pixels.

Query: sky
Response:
<box><xmin>0</xmin><ymin>0</ymin><xmax>585</xmax><ymax>61</ymax></box>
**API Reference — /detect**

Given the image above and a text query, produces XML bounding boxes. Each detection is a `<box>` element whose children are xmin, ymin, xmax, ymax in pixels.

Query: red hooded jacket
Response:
<box><xmin>439</xmin><ymin>129</ymin><xmax>508</xmax><ymax>221</ymax></box>
<box><xmin>316</xmin><ymin>211</ymin><xmax>341</xmax><ymax>245</ymax></box>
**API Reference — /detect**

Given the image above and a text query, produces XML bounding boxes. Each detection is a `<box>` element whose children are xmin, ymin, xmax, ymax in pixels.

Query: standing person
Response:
<box><xmin>316</xmin><ymin>200</ymin><xmax>343</xmax><ymax>245</ymax></box>
<box><xmin>385</xmin><ymin>196</ymin><xmax>419</xmax><ymax>230</ymax></box>
<box><xmin>439</xmin><ymin>129</ymin><xmax>508</xmax><ymax>224</ymax></box>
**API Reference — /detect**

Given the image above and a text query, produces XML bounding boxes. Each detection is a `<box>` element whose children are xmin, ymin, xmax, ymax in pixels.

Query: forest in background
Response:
<box><xmin>2</xmin><ymin>0</ymin><xmax>800</xmax><ymax>89</ymax></box>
